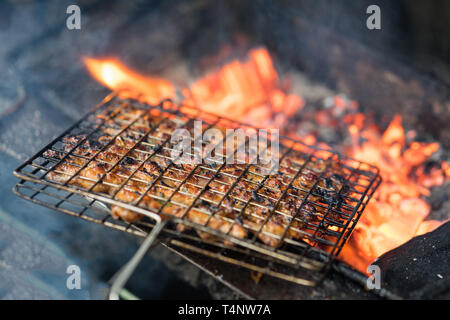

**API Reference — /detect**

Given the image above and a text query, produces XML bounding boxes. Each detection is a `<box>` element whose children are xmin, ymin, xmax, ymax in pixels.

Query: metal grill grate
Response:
<box><xmin>13</xmin><ymin>93</ymin><xmax>381</xmax><ymax>287</ymax></box>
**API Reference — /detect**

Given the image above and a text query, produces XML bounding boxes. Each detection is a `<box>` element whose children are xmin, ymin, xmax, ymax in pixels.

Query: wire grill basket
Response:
<box><xmin>13</xmin><ymin>93</ymin><xmax>381</xmax><ymax>292</ymax></box>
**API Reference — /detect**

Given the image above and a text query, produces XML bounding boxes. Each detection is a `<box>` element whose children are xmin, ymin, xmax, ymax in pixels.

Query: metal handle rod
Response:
<box><xmin>109</xmin><ymin>219</ymin><xmax>168</xmax><ymax>300</ymax></box>
<box><xmin>331</xmin><ymin>261</ymin><xmax>403</xmax><ymax>300</ymax></box>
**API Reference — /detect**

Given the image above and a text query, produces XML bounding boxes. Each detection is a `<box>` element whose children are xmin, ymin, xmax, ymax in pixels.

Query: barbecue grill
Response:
<box><xmin>13</xmin><ymin>92</ymin><xmax>381</xmax><ymax>299</ymax></box>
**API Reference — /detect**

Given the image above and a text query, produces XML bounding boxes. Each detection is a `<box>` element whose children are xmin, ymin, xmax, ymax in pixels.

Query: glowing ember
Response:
<box><xmin>339</xmin><ymin>113</ymin><xmax>447</xmax><ymax>272</ymax></box>
<box><xmin>182</xmin><ymin>48</ymin><xmax>304</xmax><ymax>128</ymax></box>
<box><xmin>83</xmin><ymin>48</ymin><xmax>449</xmax><ymax>274</ymax></box>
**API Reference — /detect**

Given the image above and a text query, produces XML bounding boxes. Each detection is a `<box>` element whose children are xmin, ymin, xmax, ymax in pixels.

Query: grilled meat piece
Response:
<box><xmin>43</xmin><ymin>102</ymin><xmax>352</xmax><ymax>248</ymax></box>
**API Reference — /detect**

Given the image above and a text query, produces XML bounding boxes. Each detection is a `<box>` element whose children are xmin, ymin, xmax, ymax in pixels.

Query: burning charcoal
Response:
<box><xmin>423</xmin><ymin>160</ymin><xmax>440</xmax><ymax>174</ymax></box>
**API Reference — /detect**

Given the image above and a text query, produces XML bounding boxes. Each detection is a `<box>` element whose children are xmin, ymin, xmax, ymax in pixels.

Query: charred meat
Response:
<box><xmin>43</xmin><ymin>102</ymin><xmax>352</xmax><ymax>248</ymax></box>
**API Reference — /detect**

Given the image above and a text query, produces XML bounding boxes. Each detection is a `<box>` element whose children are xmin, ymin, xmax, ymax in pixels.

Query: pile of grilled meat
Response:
<box><xmin>43</xmin><ymin>101</ymin><xmax>352</xmax><ymax>249</ymax></box>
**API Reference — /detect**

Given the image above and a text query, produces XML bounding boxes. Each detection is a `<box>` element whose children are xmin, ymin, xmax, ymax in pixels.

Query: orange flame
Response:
<box><xmin>83</xmin><ymin>57</ymin><xmax>175</xmax><ymax>105</ymax></box>
<box><xmin>182</xmin><ymin>48</ymin><xmax>304</xmax><ymax>128</ymax></box>
<box><xmin>83</xmin><ymin>48</ymin><xmax>448</xmax><ymax>274</ymax></box>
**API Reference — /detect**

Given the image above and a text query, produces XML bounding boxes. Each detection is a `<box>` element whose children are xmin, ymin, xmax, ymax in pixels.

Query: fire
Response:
<box><xmin>339</xmin><ymin>113</ymin><xmax>447</xmax><ymax>272</ymax></box>
<box><xmin>182</xmin><ymin>48</ymin><xmax>304</xmax><ymax>128</ymax></box>
<box><xmin>83</xmin><ymin>57</ymin><xmax>175</xmax><ymax>105</ymax></box>
<box><xmin>83</xmin><ymin>48</ymin><xmax>448</xmax><ymax>274</ymax></box>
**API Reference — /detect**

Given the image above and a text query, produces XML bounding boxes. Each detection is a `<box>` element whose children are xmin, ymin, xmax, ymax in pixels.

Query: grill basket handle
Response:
<box><xmin>109</xmin><ymin>219</ymin><xmax>168</xmax><ymax>300</ymax></box>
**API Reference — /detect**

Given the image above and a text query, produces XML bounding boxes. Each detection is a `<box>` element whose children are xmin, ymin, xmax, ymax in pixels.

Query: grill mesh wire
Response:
<box><xmin>13</xmin><ymin>94</ymin><xmax>381</xmax><ymax>286</ymax></box>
